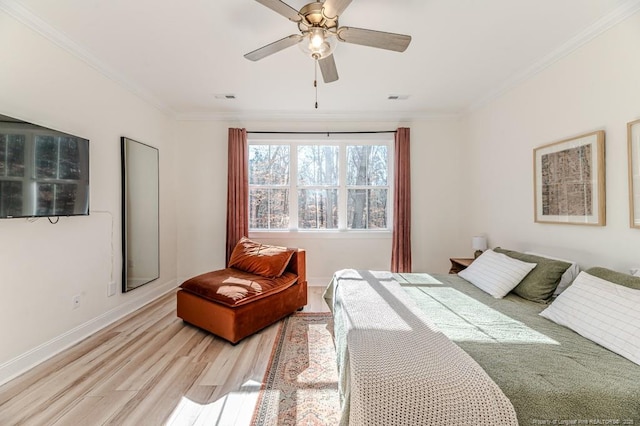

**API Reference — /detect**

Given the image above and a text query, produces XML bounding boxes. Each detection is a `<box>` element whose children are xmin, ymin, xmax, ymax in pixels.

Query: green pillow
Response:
<box><xmin>585</xmin><ymin>267</ymin><xmax>640</xmax><ymax>290</ymax></box>
<box><xmin>494</xmin><ymin>247</ymin><xmax>571</xmax><ymax>303</ymax></box>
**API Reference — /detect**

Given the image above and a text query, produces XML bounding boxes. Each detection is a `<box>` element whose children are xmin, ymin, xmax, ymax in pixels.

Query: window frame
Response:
<box><xmin>248</xmin><ymin>144</ymin><xmax>291</xmax><ymax>230</ymax></box>
<box><xmin>248</xmin><ymin>133</ymin><xmax>394</xmax><ymax>236</ymax></box>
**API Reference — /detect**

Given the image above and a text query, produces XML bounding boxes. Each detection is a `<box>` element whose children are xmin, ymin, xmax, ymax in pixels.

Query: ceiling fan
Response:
<box><xmin>244</xmin><ymin>0</ymin><xmax>412</xmax><ymax>84</ymax></box>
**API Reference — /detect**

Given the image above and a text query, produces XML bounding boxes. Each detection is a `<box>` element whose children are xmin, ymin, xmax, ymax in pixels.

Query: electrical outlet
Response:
<box><xmin>107</xmin><ymin>281</ymin><xmax>117</xmax><ymax>297</ymax></box>
<box><xmin>72</xmin><ymin>294</ymin><xmax>81</xmax><ymax>309</ymax></box>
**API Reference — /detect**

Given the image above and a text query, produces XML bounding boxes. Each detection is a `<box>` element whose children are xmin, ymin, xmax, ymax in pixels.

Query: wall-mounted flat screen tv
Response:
<box><xmin>0</xmin><ymin>114</ymin><xmax>89</xmax><ymax>218</ymax></box>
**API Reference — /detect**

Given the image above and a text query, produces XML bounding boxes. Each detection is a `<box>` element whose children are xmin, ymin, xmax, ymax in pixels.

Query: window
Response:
<box><xmin>248</xmin><ymin>144</ymin><xmax>290</xmax><ymax>229</ymax></box>
<box><xmin>249</xmin><ymin>135</ymin><xmax>393</xmax><ymax>232</ymax></box>
<box><xmin>297</xmin><ymin>145</ymin><xmax>339</xmax><ymax>229</ymax></box>
<box><xmin>346</xmin><ymin>145</ymin><xmax>389</xmax><ymax>229</ymax></box>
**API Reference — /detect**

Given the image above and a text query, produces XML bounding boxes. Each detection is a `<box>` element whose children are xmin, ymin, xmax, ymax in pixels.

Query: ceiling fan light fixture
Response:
<box><xmin>311</xmin><ymin>29</ymin><xmax>324</xmax><ymax>48</ymax></box>
<box><xmin>298</xmin><ymin>28</ymin><xmax>337</xmax><ymax>60</ymax></box>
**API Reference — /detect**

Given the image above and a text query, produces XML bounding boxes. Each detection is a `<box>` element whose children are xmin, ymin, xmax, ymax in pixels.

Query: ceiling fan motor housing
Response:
<box><xmin>298</xmin><ymin>2</ymin><xmax>339</xmax><ymax>30</ymax></box>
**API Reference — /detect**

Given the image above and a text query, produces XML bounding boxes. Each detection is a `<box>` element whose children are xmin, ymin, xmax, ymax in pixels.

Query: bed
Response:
<box><xmin>324</xmin><ymin>257</ymin><xmax>640</xmax><ymax>425</ymax></box>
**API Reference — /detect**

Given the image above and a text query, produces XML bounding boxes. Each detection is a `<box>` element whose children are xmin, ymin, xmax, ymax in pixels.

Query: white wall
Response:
<box><xmin>175</xmin><ymin>120</ymin><xmax>229</xmax><ymax>281</ymax></box>
<box><xmin>175</xmin><ymin>118</ymin><xmax>467</xmax><ymax>286</ymax></box>
<box><xmin>465</xmin><ymin>11</ymin><xmax>640</xmax><ymax>272</ymax></box>
<box><xmin>0</xmin><ymin>9</ymin><xmax>177</xmax><ymax>383</ymax></box>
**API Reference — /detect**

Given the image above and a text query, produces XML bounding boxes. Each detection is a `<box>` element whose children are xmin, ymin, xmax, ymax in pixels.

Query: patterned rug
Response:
<box><xmin>251</xmin><ymin>312</ymin><xmax>341</xmax><ymax>425</ymax></box>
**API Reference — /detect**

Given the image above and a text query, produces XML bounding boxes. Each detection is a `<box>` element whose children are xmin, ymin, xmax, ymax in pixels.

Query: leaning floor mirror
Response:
<box><xmin>121</xmin><ymin>137</ymin><xmax>160</xmax><ymax>292</ymax></box>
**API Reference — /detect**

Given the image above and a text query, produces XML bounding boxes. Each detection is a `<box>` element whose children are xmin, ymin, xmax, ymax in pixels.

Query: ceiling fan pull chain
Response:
<box><xmin>314</xmin><ymin>59</ymin><xmax>318</xmax><ymax>109</ymax></box>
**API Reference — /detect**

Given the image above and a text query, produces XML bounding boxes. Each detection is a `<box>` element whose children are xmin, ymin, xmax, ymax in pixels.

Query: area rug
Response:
<box><xmin>251</xmin><ymin>312</ymin><xmax>341</xmax><ymax>425</ymax></box>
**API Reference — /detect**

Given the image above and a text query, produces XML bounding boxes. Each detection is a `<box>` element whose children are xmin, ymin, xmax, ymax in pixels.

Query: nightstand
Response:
<box><xmin>449</xmin><ymin>257</ymin><xmax>474</xmax><ymax>274</ymax></box>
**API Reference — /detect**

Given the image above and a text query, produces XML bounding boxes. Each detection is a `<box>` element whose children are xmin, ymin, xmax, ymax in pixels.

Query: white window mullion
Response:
<box><xmin>289</xmin><ymin>143</ymin><xmax>298</xmax><ymax>230</ymax></box>
<box><xmin>267</xmin><ymin>187</ymin><xmax>272</xmax><ymax>229</ymax></box>
<box><xmin>387</xmin><ymin>141</ymin><xmax>394</xmax><ymax>230</ymax></box>
<box><xmin>364</xmin><ymin>187</ymin><xmax>370</xmax><ymax>229</ymax></box>
<box><xmin>338</xmin><ymin>143</ymin><xmax>347</xmax><ymax>230</ymax></box>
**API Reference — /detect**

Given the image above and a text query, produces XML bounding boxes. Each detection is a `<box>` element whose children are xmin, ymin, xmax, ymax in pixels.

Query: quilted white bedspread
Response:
<box><xmin>327</xmin><ymin>269</ymin><xmax>518</xmax><ymax>426</ymax></box>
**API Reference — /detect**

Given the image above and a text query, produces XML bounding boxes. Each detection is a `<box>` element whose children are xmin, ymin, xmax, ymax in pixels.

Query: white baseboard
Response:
<box><xmin>0</xmin><ymin>279</ymin><xmax>177</xmax><ymax>386</ymax></box>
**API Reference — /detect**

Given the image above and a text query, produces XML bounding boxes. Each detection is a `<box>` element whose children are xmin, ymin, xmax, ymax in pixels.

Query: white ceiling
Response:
<box><xmin>4</xmin><ymin>0</ymin><xmax>640</xmax><ymax>120</ymax></box>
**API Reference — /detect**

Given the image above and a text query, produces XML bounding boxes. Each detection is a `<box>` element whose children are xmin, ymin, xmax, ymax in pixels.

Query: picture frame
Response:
<box><xmin>533</xmin><ymin>130</ymin><xmax>605</xmax><ymax>226</ymax></box>
<box><xmin>628</xmin><ymin>119</ymin><xmax>640</xmax><ymax>228</ymax></box>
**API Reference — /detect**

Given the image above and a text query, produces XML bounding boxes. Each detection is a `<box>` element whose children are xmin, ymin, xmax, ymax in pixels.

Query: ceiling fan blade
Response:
<box><xmin>244</xmin><ymin>35</ymin><xmax>303</xmax><ymax>61</ymax></box>
<box><xmin>255</xmin><ymin>0</ymin><xmax>302</xmax><ymax>22</ymax></box>
<box><xmin>322</xmin><ymin>0</ymin><xmax>352</xmax><ymax>19</ymax></box>
<box><xmin>318</xmin><ymin>54</ymin><xmax>339</xmax><ymax>83</ymax></box>
<box><xmin>338</xmin><ymin>27</ymin><xmax>412</xmax><ymax>52</ymax></box>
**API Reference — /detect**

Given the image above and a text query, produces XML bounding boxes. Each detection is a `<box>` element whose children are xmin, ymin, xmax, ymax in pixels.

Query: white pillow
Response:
<box><xmin>524</xmin><ymin>251</ymin><xmax>580</xmax><ymax>295</ymax></box>
<box><xmin>458</xmin><ymin>249</ymin><xmax>536</xmax><ymax>298</ymax></box>
<box><xmin>540</xmin><ymin>271</ymin><xmax>640</xmax><ymax>366</ymax></box>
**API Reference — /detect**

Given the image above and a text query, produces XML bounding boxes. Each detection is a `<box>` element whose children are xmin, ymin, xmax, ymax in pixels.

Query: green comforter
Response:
<box><xmin>395</xmin><ymin>273</ymin><xmax>640</xmax><ymax>424</ymax></box>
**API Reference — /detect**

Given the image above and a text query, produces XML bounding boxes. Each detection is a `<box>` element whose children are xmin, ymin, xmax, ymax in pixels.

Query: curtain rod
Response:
<box><xmin>247</xmin><ymin>130</ymin><xmax>396</xmax><ymax>135</ymax></box>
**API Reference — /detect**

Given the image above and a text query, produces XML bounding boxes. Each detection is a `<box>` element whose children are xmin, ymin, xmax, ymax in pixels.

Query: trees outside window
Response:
<box><xmin>249</xmin><ymin>138</ymin><xmax>392</xmax><ymax>232</ymax></box>
<box><xmin>346</xmin><ymin>145</ymin><xmax>388</xmax><ymax>229</ymax></box>
<box><xmin>298</xmin><ymin>145</ymin><xmax>339</xmax><ymax>229</ymax></box>
<box><xmin>248</xmin><ymin>144</ymin><xmax>289</xmax><ymax>229</ymax></box>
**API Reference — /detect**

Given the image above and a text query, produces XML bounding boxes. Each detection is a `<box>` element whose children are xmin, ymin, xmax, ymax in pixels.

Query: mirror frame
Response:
<box><xmin>628</xmin><ymin>119</ymin><xmax>640</xmax><ymax>228</ymax></box>
<box><xmin>121</xmin><ymin>137</ymin><xmax>160</xmax><ymax>292</ymax></box>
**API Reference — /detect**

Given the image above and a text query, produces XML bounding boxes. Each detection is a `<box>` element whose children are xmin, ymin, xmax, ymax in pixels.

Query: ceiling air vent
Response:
<box><xmin>388</xmin><ymin>94</ymin><xmax>409</xmax><ymax>100</ymax></box>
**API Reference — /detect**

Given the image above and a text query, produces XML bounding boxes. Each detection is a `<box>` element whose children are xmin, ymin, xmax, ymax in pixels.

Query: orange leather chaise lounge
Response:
<box><xmin>177</xmin><ymin>238</ymin><xmax>307</xmax><ymax>344</ymax></box>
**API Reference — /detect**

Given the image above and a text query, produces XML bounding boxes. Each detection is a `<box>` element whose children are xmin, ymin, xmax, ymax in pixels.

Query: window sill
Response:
<box><xmin>249</xmin><ymin>230</ymin><xmax>392</xmax><ymax>240</ymax></box>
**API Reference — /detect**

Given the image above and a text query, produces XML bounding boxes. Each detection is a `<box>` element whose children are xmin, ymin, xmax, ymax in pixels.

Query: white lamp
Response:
<box><xmin>472</xmin><ymin>236</ymin><xmax>487</xmax><ymax>258</ymax></box>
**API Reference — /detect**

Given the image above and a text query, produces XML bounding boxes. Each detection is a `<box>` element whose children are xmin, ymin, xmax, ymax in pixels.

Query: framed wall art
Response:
<box><xmin>628</xmin><ymin>119</ymin><xmax>640</xmax><ymax>228</ymax></box>
<box><xmin>533</xmin><ymin>130</ymin><xmax>605</xmax><ymax>226</ymax></box>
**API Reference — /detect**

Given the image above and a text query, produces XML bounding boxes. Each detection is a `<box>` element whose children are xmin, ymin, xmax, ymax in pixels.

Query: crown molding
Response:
<box><xmin>0</xmin><ymin>0</ymin><xmax>174</xmax><ymax>116</ymax></box>
<box><xmin>468</xmin><ymin>0</ymin><xmax>640</xmax><ymax>112</ymax></box>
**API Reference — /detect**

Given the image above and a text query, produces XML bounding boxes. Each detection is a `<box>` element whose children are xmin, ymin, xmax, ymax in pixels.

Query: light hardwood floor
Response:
<box><xmin>0</xmin><ymin>286</ymin><xmax>330</xmax><ymax>426</ymax></box>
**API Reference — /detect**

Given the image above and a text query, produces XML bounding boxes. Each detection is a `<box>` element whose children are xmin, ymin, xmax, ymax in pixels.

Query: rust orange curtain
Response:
<box><xmin>226</xmin><ymin>128</ymin><xmax>249</xmax><ymax>266</ymax></box>
<box><xmin>391</xmin><ymin>127</ymin><xmax>412</xmax><ymax>272</ymax></box>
